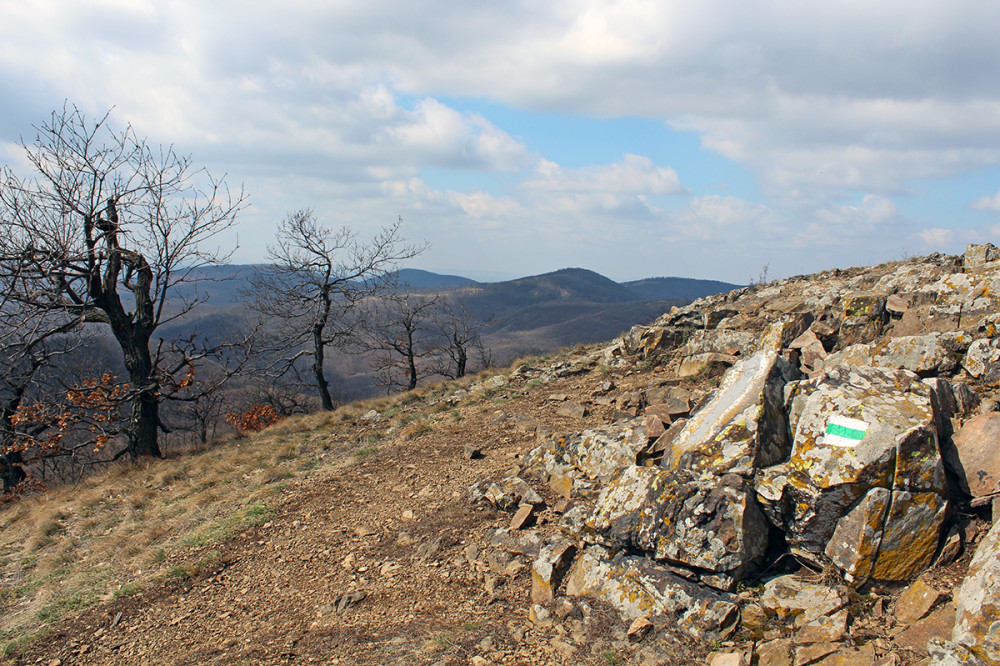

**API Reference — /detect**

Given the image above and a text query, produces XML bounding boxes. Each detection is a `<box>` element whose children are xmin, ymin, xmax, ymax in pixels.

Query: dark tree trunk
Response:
<box><xmin>454</xmin><ymin>336</ymin><xmax>467</xmax><ymax>379</ymax></box>
<box><xmin>126</xmin><ymin>391</ymin><xmax>161</xmax><ymax>458</ymax></box>
<box><xmin>406</xmin><ymin>330</ymin><xmax>418</xmax><ymax>391</ymax></box>
<box><xmin>0</xmin><ymin>450</ymin><xmax>26</xmax><ymax>492</ymax></box>
<box><xmin>313</xmin><ymin>323</ymin><xmax>334</xmax><ymax>410</ymax></box>
<box><xmin>100</xmin><ymin>240</ymin><xmax>162</xmax><ymax>458</ymax></box>
<box><xmin>117</xmin><ymin>329</ymin><xmax>163</xmax><ymax>458</ymax></box>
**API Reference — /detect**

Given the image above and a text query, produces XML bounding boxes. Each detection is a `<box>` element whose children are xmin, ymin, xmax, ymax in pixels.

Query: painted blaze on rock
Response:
<box><xmin>583</xmin><ymin>323</ymin><xmax>803</xmax><ymax>580</ymax></box>
<box><xmin>777</xmin><ymin>365</ymin><xmax>947</xmax><ymax>581</ymax></box>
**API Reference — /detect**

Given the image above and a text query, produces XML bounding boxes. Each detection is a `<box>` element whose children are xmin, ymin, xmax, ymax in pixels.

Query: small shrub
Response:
<box><xmin>114</xmin><ymin>582</ymin><xmax>142</xmax><ymax>598</ymax></box>
<box><xmin>167</xmin><ymin>563</ymin><xmax>198</xmax><ymax>580</ymax></box>
<box><xmin>399</xmin><ymin>418</ymin><xmax>432</xmax><ymax>440</ymax></box>
<box><xmin>226</xmin><ymin>405</ymin><xmax>283</xmax><ymax>435</ymax></box>
<box><xmin>601</xmin><ymin>650</ymin><xmax>622</xmax><ymax>665</ymax></box>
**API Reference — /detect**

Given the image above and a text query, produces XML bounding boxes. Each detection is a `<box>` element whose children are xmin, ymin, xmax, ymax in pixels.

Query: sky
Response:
<box><xmin>2</xmin><ymin>1</ymin><xmax>1000</xmax><ymax>284</ymax></box>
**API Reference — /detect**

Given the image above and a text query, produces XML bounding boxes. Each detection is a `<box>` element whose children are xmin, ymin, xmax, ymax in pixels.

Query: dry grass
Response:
<box><xmin>0</xmin><ymin>357</ymin><xmax>555</xmax><ymax>655</ymax></box>
<box><xmin>0</xmin><ymin>390</ymin><xmax>404</xmax><ymax>653</ymax></box>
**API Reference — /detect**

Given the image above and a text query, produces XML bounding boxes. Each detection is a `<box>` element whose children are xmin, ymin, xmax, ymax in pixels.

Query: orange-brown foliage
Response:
<box><xmin>8</xmin><ymin>372</ymin><xmax>128</xmax><ymax>454</ymax></box>
<box><xmin>225</xmin><ymin>405</ymin><xmax>283</xmax><ymax>434</ymax></box>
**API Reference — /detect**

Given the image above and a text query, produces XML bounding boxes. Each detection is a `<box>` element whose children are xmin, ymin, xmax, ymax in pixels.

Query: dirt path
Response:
<box><xmin>12</xmin><ymin>365</ymin><xmax>706</xmax><ymax>666</ymax></box>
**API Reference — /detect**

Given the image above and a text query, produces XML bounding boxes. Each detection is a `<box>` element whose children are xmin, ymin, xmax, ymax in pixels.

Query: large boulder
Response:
<box><xmin>759</xmin><ymin>575</ymin><xmax>849</xmax><ymax>624</ymax></box>
<box><xmin>772</xmin><ymin>365</ymin><xmax>948</xmax><ymax>581</ymax></box>
<box><xmin>950</xmin><ymin>516</ymin><xmax>1000</xmax><ymax>663</ymax></box>
<box><xmin>945</xmin><ymin>413</ymin><xmax>1000</xmax><ymax>499</ymax></box>
<box><xmin>819</xmin><ymin>332</ymin><xmax>966</xmax><ymax>377</ymax></box>
<box><xmin>928</xmin><ymin>271</ymin><xmax>1000</xmax><ymax>331</ymax></box>
<box><xmin>875</xmin><ymin>261</ymin><xmax>950</xmax><ymax>294</ymax></box>
<box><xmin>659</xmin><ymin>323</ymin><xmax>798</xmax><ymax>477</ymax></box>
<box><xmin>962</xmin><ymin>338</ymin><xmax>1000</xmax><ymax>381</ymax></box>
<box><xmin>636</xmin><ymin>325</ymin><xmax>688</xmax><ymax>358</ymax></box>
<box><xmin>964</xmin><ymin>242</ymin><xmax>1000</xmax><ymax>270</ymax></box>
<box><xmin>523</xmin><ymin>420</ymin><xmax>648</xmax><ymax>483</ymax></box>
<box><xmin>680</xmin><ymin>329</ymin><xmax>761</xmax><ymax>359</ymax></box>
<box><xmin>564</xmin><ymin>545</ymin><xmax>740</xmax><ymax>640</ymax></box>
<box><xmin>838</xmin><ymin>293</ymin><xmax>887</xmax><ymax>346</ymax></box>
<box><xmin>789</xmin><ymin>329</ymin><xmax>828</xmax><ymax>375</ymax></box>
<box><xmin>867</xmin><ymin>332</ymin><xmax>964</xmax><ymax>375</ymax></box>
<box><xmin>585</xmin><ymin>466</ymin><xmax>769</xmax><ymax>578</ymax></box>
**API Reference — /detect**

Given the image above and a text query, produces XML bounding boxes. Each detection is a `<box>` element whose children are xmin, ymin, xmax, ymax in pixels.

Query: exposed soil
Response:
<box><xmin>4</xmin><ymin>346</ymin><xmax>985</xmax><ymax>666</ymax></box>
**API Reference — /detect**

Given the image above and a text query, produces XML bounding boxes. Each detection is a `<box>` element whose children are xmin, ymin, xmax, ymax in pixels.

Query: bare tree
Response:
<box><xmin>430</xmin><ymin>299</ymin><xmax>492</xmax><ymax>379</ymax></box>
<box><xmin>362</xmin><ymin>292</ymin><xmax>442</xmax><ymax>392</ymax></box>
<box><xmin>0</xmin><ymin>105</ymin><xmax>245</xmax><ymax>459</ymax></box>
<box><xmin>246</xmin><ymin>210</ymin><xmax>422</xmax><ymax>410</ymax></box>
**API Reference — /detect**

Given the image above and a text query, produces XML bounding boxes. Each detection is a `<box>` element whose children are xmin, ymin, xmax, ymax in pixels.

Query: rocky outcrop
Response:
<box><xmin>775</xmin><ymin>365</ymin><xmax>948</xmax><ymax>581</ymax></box>
<box><xmin>564</xmin><ymin>545</ymin><xmax>740</xmax><ymax>640</ymax></box>
<box><xmin>469</xmin><ymin>243</ymin><xmax>1000</xmax><ymax>661</ymax></box>
<box><xmin>819</xmin><ymin>332</ymin><xmax>966</xmax><ymax>377</ymax></box>
<box><xmin>585</xmin><ymin>467</ymin><xmax>768</xmax><ymax>581</ymax></box>
<box><xmin>522</xmin><ymin>420</ymin><xmax>648</xmax><ymax>483</ymax></box>
<box><xmin>658</xmin><ymin>325</ymin><xmax>797</xmax><ymax>477</ymax></box>
<box><xmin>963</xmin><ymin>338</ymin><xmax>1000</xmax><ymax>382</ymax></box>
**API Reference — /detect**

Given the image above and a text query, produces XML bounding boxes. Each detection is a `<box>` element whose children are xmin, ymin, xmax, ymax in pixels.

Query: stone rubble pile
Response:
<box><xmin>468</xmin><ymin>244</ymin><xmax>1000</xmax><ymax>664</ymax></box>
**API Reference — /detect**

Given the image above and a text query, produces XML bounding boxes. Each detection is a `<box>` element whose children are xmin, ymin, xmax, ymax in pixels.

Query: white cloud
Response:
<box><xmin>2</xmin><ymin>0</ymin><xmax>999</xmax><ymax>280</ymax></box>
<box><xmin>522</xmin><ymin>154</ymin><xmax>686</xmax><ymax>195</ymax></box>
<box><xmin>382</xmin><ymin>99</ymin><xmax>533</xmax><ymax>172</ymax></box>
<box><xmin>6</xmin><ymin>2</ymin><xmax>1000</xmax><ymax>193</ymax></box>
<box><xmin>971</xmin><ymin>191</ymin><xmax>1000</xmax><ymax>212</ymax></box>
<box><xmin>919</xmin><ymin>228</ymin><xmax>955</xmax><ymax>247</ymax></box>
<box><xmin>810</xmin><ymin>195</ymin><xmax>904</xmax><ymax>242</ymax></box>
<box><xmin>450</xmin><ymin>191</ymin><xmax>521</xmax><ymax>223</ymax></box>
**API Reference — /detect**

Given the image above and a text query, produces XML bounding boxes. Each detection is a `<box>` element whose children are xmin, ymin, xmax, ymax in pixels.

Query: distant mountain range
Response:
<box><xmin>395</xmin><ymin>267</ymin><xmax>740</xmax><ymax>302</ymax></box>
<box><xmin>160</xmin><ymin>265</ymin><xmax>741</xmax><ymax>395</ymax></box>
<box><xmin>170</xmin><ymin>265</ymin><xmax>740</xmax><ymax>311</ymax></box>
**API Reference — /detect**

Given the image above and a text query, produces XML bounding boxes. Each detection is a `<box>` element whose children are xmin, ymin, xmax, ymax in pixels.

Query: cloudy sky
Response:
<box><xmin>2</xmin><ymin>1</ymin><xmax>1000</xmax><ymax>283</ymax></box>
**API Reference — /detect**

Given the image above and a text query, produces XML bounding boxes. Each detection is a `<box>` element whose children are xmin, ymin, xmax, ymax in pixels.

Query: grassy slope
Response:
<box><xmin>0</xmin><ymin>380</ymin><xmax>488</xmax><ymax>655</ymax></box>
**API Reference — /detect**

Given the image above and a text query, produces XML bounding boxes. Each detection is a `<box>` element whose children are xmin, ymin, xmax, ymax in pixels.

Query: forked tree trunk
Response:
<box><xmin>117</xmin><ymin>329</ymin><xmax>163</xmax><ymax>458</ymax></box>
<box><xmin>454</xmin><ymin>338</ymin><xmax>467</xmax><ymax>379</ymax></box>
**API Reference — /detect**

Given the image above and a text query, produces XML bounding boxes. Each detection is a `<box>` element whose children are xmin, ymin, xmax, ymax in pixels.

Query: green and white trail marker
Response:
<box><xmin>824</xmin><ymin>415</ymin><xmax>869</xmax><ymax>447</ymax></box>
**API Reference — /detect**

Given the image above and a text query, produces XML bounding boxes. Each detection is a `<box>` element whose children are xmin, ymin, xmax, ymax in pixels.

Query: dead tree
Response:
<box><xmin>361</xmin><ymin>292</ymin><xmax>442</xmax><ymax>392</ymax></box>
<box><xmin>0</xmin><ymin>105</ymin><xmax>245</xmax><ymax>459</ymax></box>
<box><xmin>430</xmin><ymin>299</ymin><xmax>492</xmax><ymax>379</ymax></box>
<box><xmin>245</xmin><ymin>210</ymin><xmax>422</xmax><ymax>410</ymax></box>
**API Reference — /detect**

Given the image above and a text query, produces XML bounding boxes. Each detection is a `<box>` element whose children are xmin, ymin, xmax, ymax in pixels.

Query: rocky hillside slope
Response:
<box><xmin>4</xmin><ymin>246</ymin><xmax>1000</xmax><ymax>665</ymax></box>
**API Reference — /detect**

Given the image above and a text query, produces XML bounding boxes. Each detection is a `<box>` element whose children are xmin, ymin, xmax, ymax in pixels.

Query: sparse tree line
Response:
<box><xmin>0</xmin><ymin>105</ymin><xmax>490</xmax><ymax>496</ymax></box>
